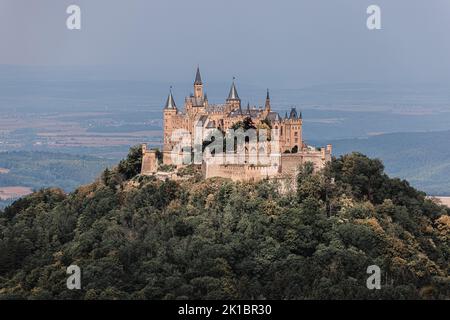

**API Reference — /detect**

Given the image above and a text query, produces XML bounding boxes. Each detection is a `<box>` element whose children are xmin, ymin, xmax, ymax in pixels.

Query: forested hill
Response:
<box><xmin>0</xmin><ymin>147</ymin><xmax>449</xmax><ymax>299</ymax></box>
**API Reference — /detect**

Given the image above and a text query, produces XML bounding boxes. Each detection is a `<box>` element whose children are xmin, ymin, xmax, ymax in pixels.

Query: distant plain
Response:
<box><xmin>1</xmin><ymin>74</ymin><xmax>450</xmax><ymax>202</ymax></box>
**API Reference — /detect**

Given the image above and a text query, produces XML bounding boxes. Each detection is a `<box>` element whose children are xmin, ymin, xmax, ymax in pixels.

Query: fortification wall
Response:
<box><xmin>280</xmin><ymin>147</ymin><xmax>331</xmax><ymax>175</ymax></box>
<box><xmin>203</xmin><ymin>163</ymin><xmax>279</xmax><ymax>181</ymax></box>
<box><xmin>201</xmin><ymin>146</ymin><xmax>331</xmax><ymax>181</ymax></box>
<box><xmin>141</xmin><ymin>145</ymin><xmax>158</xmax><ymax>175</ymax></box>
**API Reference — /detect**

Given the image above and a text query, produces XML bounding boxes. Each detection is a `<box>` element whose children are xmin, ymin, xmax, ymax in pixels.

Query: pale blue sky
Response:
<box><xmin>1</xmin><ymin>0</ymin><xmax>450</xmax><ymax>87</ymax></box>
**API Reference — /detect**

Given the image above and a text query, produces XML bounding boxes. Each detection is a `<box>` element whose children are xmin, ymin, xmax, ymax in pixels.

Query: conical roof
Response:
<box><xmin>194</xmin><ymin>66</ymin><xmax>202</xmax><ymax>85</ymax></box>
<box><xmin>227</xmin><ymin>79</ymin><xmax>240</xmax><ymax>100</ymax></box>
<box><xmin>164</xmin><ymin>88</ymin><xmax>176</xmax><ymax>109</ymax></box>
<box><xmin>289</xmin><ymin>107</ymin><xmax>298</xmax><ymax>119</ymax></box>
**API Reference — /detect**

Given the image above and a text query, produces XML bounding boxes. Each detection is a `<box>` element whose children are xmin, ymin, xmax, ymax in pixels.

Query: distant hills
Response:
<box><xmin>313</xmin><ymin>130</ymin><xmax>450</xmax><ymax>196</ymax></box>
<box><xmin>1</xmin><ymin>129</ymin><xmax>450</xmax><ymax>204</ymax></box>
<box><xmin>0</xmin><ymin>151</ymin><xmax>115</xmax><ymax>207</ymax></box>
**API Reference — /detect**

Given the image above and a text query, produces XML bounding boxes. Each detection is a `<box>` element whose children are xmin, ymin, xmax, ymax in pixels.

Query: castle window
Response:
<box><xmin>294</xmin><ymin>131</ymin><xmax>298</xmax><ymax>136</ymax></box>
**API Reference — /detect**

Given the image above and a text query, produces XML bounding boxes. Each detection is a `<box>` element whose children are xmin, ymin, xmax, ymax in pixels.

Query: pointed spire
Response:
<box><xmin>194</xmin><ymin>66</ymin><xmax>202</xmax><ymax>85</ymax></box>
<box><xmin>299</xmin><ymin>111</ymin><xmax>303</xmax><ymax>119</ymax></box>
<box><xmin>284</xmin><ymin>112</ymin><xmax>288</xmax><ymax>120</ymax></box>
<box><xmin>243</xmin><ymin>102</ymin><xmax>250</xmax><ymax>115</ymax></box>
<box><xmin>289</xmin><ymin>107</ymin><xmax>298</xmax><ymax>119</ymax></box>
<box><xmin>164</xmin><ymin>87</ymin><xmax>176</xmax><ymax>109</ymax></box>
<box><xmin>265</xmin><ymin>88</ymin><xmax>271</xmax><ymax>110</ymax></box>
<box><xmin>227</xmin><ymin>77</ymin><xmax>240</xmax><ymax>100</ymax></box>
<box><xmin>275</xmin><ymin>113</ymin><xmax>281</xmax><ymax>121</ymax></box>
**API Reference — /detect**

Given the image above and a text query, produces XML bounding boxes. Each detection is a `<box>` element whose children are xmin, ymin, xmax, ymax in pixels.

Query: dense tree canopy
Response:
<box><xmin>0</xmin><ymin>149</ymin><xmax>448</xmax><ymax>299</ymax></box>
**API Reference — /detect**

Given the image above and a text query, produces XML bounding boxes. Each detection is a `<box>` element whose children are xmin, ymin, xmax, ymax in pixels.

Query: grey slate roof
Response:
<box><xmin>164</xmin><ymin>89</ymin><xmax>176</xmax><ymax>109</ymax></box>
<box><xmin>228</xmin><ymin>109</ymin><xmax>242</xmax><ymax>117</ymax></box>
<box><xmin>189</xmin><ymin>96</ymin><xmax>204</xmax><ymax>107</ymax></box>
<box><xmin>227</xmin><ymin>80</ymin><xmax>240</xmax><ymax>100</ymax></box>
<box><xmin>196</xmin><ymin>115</ymin><xmax>208</xmax><ymax>127</ymax></box>
<box><xmin>289</xmin><ymin>107</ymin><xmax>298</xmax><ymax>119</ymax></box>
<box><xmin>267</xmin><ymin>112</ymin><xmax>281</xmax><ymax>122</ymax></box>
<box><xmin>244</xmin><ymin>105</ymin><xmax>262</xmax><ymax>118</ymax></box>
<box><xmin>194</xmin><ymin>67</ymin><xmax>202</xmax><ymax>85</ymax></box>
<box><xmin>206</xmin><ymin>104</ymin><xmax>227</xmax><ymax>113</ymax></box>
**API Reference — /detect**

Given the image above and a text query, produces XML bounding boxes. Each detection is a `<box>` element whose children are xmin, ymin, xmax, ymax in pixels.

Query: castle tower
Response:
<box><xmin>194</xmin><ymin>66</ymin><xmax>203</xmax><ymax>99</ymax></box>
<box><xmin>282</xmin><ymin>107</ymin><xmax>303</xmax><ymax>153</ymax></box>
<box><xmin>226</xmin><ymin>78</ymin><xmax>241</xmax><ymax>111</ymax></box>
<box><xmin>164</xmin><ymin>87</ymin><xmax>177</xmax><ymax>110</ymax></box>
<box><xmin>163</xmin><ymin>88</ymin><xmax>177</xmax><ymax>152</ymax></box>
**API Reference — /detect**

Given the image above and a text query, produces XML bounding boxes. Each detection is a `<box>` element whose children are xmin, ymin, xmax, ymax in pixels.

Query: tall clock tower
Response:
<box><xmin>194</xmin><ymin>66</ymin><xmax>203</xmax><ymax>99</ymax></box>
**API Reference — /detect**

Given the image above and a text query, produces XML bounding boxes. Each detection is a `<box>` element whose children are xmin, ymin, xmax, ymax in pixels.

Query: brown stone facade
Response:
<box><xmin>141</xmin><ymin>145</ymin><xmax>158</xmax><ymax>175</ymax></box>
<box><xmin>141</xmin><ymin>67</ymin><xmax>332</xmax><ymax>180</ymax></box>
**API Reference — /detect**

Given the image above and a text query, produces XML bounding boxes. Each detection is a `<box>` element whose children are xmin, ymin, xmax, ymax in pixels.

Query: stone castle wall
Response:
<box><xmin>201</xmin><ymin>146</ymin><xmax>332</xmax><ymax>181</ymax></box>
<box><xmin>141</xmin><ymin>146</ymin><xmax>158</xmax><ymax>174</ymax></box>
<box><xmin>280</xmin><ymin>146</ymin><xmax>332</xmax><ymax>176</ymax></box>
<box><xmin>202</xmin><ymin>162</ymin><xmax>279</xmax><ymax>182</ymax></box>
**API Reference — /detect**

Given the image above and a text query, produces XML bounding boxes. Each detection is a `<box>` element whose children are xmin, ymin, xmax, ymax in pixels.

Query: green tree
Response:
<box><xmin>117</xmin><ymin>145</ymin><xmax>143</xmax><ymax>179</ymax></box>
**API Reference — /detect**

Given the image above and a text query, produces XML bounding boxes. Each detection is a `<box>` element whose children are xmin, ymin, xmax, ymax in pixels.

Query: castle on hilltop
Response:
<box><xmin>141</xmin><ymin>67</ymin><xmax>332</xmax><ymax>181</ymax></box>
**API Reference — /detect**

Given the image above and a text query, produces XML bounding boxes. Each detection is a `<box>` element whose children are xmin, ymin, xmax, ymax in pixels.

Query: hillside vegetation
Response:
<box><xmin>0</xmin><ymin>147</ymin><xmax>448</xmax><ymax>299</ymax></box>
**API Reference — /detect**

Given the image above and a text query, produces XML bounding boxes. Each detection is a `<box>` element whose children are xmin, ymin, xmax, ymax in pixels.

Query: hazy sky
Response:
<box><xmin>1</xmin><ymin>0</ymin><xmax>450</xmax><ymax>87</ymax></box>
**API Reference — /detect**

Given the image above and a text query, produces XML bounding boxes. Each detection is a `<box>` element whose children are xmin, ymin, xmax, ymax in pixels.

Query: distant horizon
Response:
<box><xmin>1</xmin><ymin>64</ymin><xmax>450</xmax><ymax>91</ymax></box>
<box><xmin>2</xmin><ymin>1</ymin><xmax>450</xmax><ymax>87</ymax></box>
